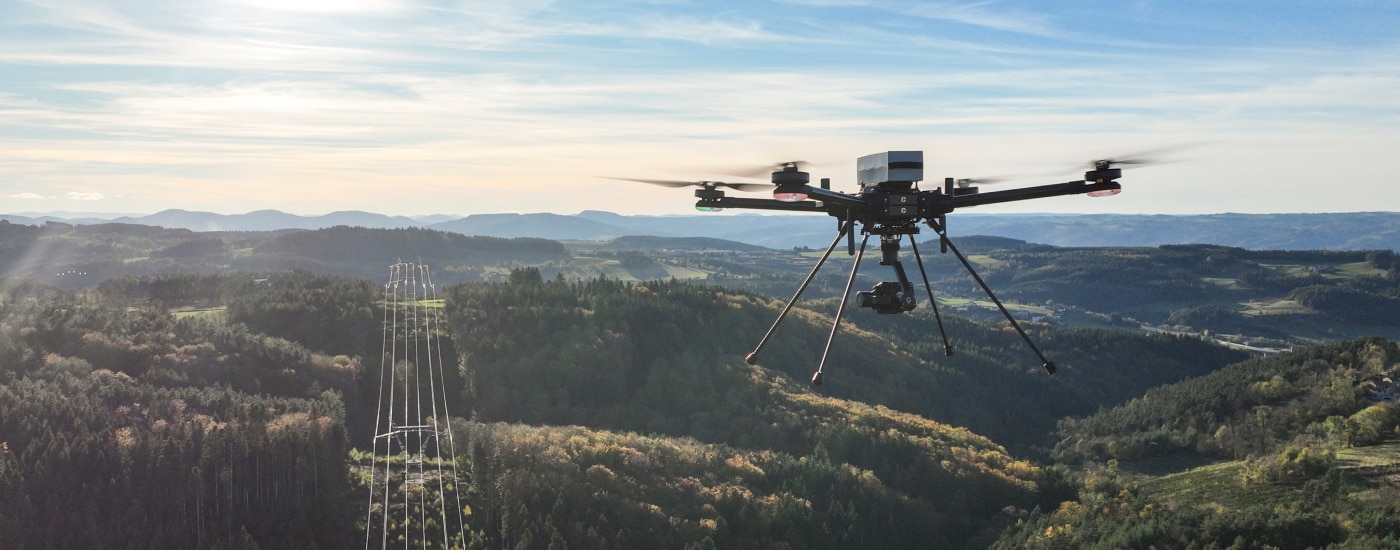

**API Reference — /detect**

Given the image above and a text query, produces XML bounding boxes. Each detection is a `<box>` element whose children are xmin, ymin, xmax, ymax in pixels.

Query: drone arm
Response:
<box><xmin>701</xmin><ymin>187</ymin><xmax>867</xmax><ymax>214</ymax></box>
<box><xmin>700</xmin><ymin>197</ymin><xmax>827</xmax><ymax>212</ymax></box>
<box><xmin>802</xmin><ymin>187</ymin><xmax>869</xmax><ymax>210</ymax></box>
<box><xmin>945</xmin><ymin>180</ymin><xmax>1120</xmax><ymax>210</ymax></box>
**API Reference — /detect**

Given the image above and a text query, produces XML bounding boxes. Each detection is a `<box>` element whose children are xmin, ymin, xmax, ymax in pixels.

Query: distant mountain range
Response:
<box><xmin>4</xmin><ymin>209</ymin><xmax>1398</xmax><ymax>251</ymax></box>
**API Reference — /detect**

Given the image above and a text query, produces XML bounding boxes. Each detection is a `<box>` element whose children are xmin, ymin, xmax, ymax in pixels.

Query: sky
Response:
<box><xmin>2</xmin><ymin>0</ymin><xmax>1399</xmax><ymax>218</ymax></box>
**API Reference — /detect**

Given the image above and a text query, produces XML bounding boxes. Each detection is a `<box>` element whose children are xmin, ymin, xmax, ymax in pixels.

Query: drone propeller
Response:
<box><xmin>603</xmin><ymin>177</ymin><xmax>770</xmax><ymax>192</ymax></box>
<box><xmin>722</xmin><ymin>160</ymin><xmax>814</xmax><ymax>179</ymax></box>
<box><xmin>953</xmin><ymin>176</ymin><xmax>1011</xmax><ymax>188</ymax></box>
<box><xmin>1089</xmin><ymin>156</ymin><xmax>1159</xmax><ymax>170</ymax></box>
<box><xmin>1086</xmin><ymin>143</ymin><xmax>1201</xmax><ymax>171</ymax></box>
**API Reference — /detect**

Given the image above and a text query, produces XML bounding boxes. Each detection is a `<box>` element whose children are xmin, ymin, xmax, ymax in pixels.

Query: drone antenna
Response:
<box><xmin>907</xmin><ymin>235</ymin><xmax>954</xmax><ymax>357</ymax></box>
<box><xmin>935</xmin><ymin>228</ymin><xmax>1056</xmax><ymax>374</ymax></box>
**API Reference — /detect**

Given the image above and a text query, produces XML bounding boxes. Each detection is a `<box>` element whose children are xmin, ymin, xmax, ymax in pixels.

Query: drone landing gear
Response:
<box><xmin>928</xmin><ymin>219</ymin><xmax>1057</xmax><ymax>375</ymax></box>
<box><xmin>745</xmin><ymin>218</ymin><xmax>856</xmax><ymax>370</ymax></box>
<box><xmin>746</xmin><ymin>220</ymin><xmax>1056</xmax><ymax>385</ymax></box>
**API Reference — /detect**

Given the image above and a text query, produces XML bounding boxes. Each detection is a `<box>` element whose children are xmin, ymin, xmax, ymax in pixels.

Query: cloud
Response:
<box><xmin>10</xmin><ymin>193</ymin><xmax>45</xmax><ymax>199</ymax></box>
<box><xmin>0</xmin><ymin>0</ymin><xmax>404</xmax><ymax>73</ymax></box>
<box><xmin>776</xmin><ymin>0</ymin><xmax>1062</xmax><ymax>38</ymax></box>
<box><xmin>628</xmin><ymin>14</ymin><xmax>771</xmax><ymax>43</ymax></box>
<box><xmin>899</xmin><ymin>1</ymin><xmax>1060</xmax><ymax>37</ymax></box>
<box><xmin>227</xmin><ymin>0</ymin><xmax>405</xmax><ymax>14</ymax></box>
<box><xmin>67</xmin><ymin>192</ymin><xmax>105</xmax><ymax>201</ymax></box>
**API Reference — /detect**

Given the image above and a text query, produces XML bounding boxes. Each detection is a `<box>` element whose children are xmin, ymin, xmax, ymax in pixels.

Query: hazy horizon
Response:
<box><xmin>6</xmin><ymin>208</ymin><xmax>1400</xmax><ymax>222</ymax></box>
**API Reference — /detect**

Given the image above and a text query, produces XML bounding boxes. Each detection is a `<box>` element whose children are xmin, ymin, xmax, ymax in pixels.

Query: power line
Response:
<box><xmin>365</xmin><ymin>262</ymin><xmax>463</xmax><ymax>549</ymax></box>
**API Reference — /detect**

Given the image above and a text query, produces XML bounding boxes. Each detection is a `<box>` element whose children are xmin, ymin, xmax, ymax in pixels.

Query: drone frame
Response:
<box><xmin>694</xmin><ymin>151</ymin><xmax>1125</xmax><ymax>385</ymax></box>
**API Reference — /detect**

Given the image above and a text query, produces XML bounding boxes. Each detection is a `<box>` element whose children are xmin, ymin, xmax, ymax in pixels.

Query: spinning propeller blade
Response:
<box><xmin>1087</xmin><ymin>143</ymin><xmax>1203</xmax><ymax>170</ymax></box>
<box><xmin>1090</xmin><ymin>156</ymin><xmax>1160</xmax><ymax>169</ymax></box>
<box><xmin>603</xmin><ymin>177</ymin><xmax>770</xmax><ymax>192</ymax></box>
<box><xmin>720</xmin><ymin>160</ymin><xmax>814</xmax><ymax>179</ymax></box>
<box><xmin>953</xmin><ymin>176</ymin><xmax>1013</xmax><ymax>188</ymax></box>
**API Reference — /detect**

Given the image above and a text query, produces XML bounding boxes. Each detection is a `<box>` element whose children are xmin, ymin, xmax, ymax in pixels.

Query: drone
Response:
<box><xmin>617</xmin><ymin>150</ymin><xmax>1139</xmax><ymax>385</ymax></box>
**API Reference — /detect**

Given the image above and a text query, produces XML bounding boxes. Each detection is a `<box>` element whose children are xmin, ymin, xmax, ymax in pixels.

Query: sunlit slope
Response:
<box><xmin>445</xmin><ymin>276</ymin><xmax>1247</xmax><ymax>456</ymax></box>
<box><xmin>1055</xmin><ymin>338</ymin><xmax>1399</xmax><ymax>466</ymax></box>
<box><xmin>994</xmin><ymin>339</ymin><xmax>1400</xmax><ymax>550</ymax></box>
<box><xmin>442</xmin><ymin>417</ymin><xmax>1028</xmax><ymax>549</ymax></box>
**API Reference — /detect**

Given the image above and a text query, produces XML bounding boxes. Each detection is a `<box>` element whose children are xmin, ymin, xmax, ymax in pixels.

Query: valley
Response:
<box><xmin>0</xmin><ymin>218</ymin><xmax>1397</xmax><ymax>548</ymax></box>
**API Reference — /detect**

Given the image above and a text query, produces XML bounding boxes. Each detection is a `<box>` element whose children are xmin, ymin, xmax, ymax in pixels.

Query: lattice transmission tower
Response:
<box><xmin>364</xmin><ymin>262</ymin><xmax>466</xmax><ymax>549</ymax></box>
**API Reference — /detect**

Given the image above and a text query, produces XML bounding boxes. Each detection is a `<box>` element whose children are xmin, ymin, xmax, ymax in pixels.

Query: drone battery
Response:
<box><xmin>857</xmin><ymin>151</ymin><xmax>923</xmax><ymax>186</ymax></box>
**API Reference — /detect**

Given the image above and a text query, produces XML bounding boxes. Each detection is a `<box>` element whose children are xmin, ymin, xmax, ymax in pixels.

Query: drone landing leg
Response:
<box><xmin>939</xmin><ymin>233</ymin><xmax>1057</xmax><ymax>375</ymax></box>
<box><xmin>746</xmin><ymin>219</ymin><xmax>853</xmax><ymax>365</ymax></box>
<box><xmin>907</xmin><ymin>236</ymin><xmax>954</xmax><ymax>357</ymax></box>
<box><xmin>813</xmin><ymin>232</ymin><xmax>870</xmax><ymax>385</ymax></box>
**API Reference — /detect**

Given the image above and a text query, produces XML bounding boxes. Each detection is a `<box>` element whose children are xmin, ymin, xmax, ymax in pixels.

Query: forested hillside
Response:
<box><xmin>444</xmin><ymin>417</ymin><xmax>1028</xmax><ymax>548</ymax></box>
<box><xmin>6</xmin><ymin>219</ymin><xmax>1399</xmax><ymax>348</ymax></box>
<box><xmin>2</xmin><ymin>253</ymin><xmax>1397</xmax><ymax>547</ymax></box>
<box><xmin>249</xmin><ymin>226</ymin><xmax>567</xmax><ymax>277</ymax></box>
<box><xmin>446</xmin><ymin>274</ymin><xmax>1070</xmax><ymax>546</ymax></box>
<box><xmin>1055</xmin><ymin>338</ymin><xmax>1399</xmax><ymax>465</ymax></box>
<box><xmin>0</xmin><ymin>222</ymin><xmax>567</xmax><ymax>289</ymax></box>
<box><xmin>444</xmin><ymin>273</ymin><xmax>1247</xmax><ymax>456</ymax></box>
<box><xmin>0</xmin><ymin>286</ymin><xmax>358</xmax><ymax>548</ymax></box>
<box><xmin>0</xmin><ymin>273</ymin><xmax>1051</xmax><ymax>547</ymax></box>
<box><xmin>994</xmin><ymin>339</ymin><xmax>1400</xmax><ymax>549</ymax></box>
<box><xmin>0</xmin><ymin>269</ymin><xmax>1242</xmax><ymax>548</ymax></box>
<box><xmin>932</xmin><ymin>240</ymin><xmax>1400</xmax><ymax>345</ymax></box>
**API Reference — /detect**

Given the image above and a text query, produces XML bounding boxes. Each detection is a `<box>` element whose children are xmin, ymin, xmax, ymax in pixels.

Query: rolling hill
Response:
<box><xmin>5</xmin><ymin>221</ymin><xmax>1398</xmax><ymax>348</ymax></box>
<box><xmin>992</xmin><ymin>338</ymin><xmax>1400</xmax><ymax>549</ymax></box>
<box><xmin>6</xmin><ymin>210</ymin><xmax>1399</xmax><ymax>251</ymax></box>
<box><xmin>2</xmin><ymin>237</ymin><xmax>1396</xmax><ymax>547</ymax></box>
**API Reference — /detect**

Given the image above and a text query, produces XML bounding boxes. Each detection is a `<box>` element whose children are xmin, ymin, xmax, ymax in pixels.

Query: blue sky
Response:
<box><xmin>2</xmin><ymin>0</ymin><xmax>1398</xmax><ymax>217</ymax></box>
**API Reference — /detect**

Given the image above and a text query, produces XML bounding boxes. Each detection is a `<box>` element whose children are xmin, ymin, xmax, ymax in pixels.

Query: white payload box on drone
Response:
<box><xmin>857</xmin><ymin>151</ymin><xmax>923</xmax><ymax>187</ymax></box>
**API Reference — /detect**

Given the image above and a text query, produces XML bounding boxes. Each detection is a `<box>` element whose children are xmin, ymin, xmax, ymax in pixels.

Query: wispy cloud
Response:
<box><xmin>67</xmin><ymin>192</ymin><xmax>105</xmax><ymax>201</ymax></box>
<box><xmin>230</xmin><ymin>0</ymin><xmax>406</xmax><ymax>14</ymax></box>
<box><xmin>627</xmin><ymin>14</ymin><xmax>771</xmax><ymax>43</ymax></box>
<box><xmin>899</xmin><ymin>1</ymin><xmax>1060</xmax><ymax>37</ymax></box>
<box><xmin>776</xmin><ymin>0</ymin><xmax>1062</xmax><ymax>37</ymax></box>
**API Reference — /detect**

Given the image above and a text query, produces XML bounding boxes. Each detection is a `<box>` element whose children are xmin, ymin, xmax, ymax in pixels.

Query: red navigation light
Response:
<box><xmin>773</xmin><ymin>182</ymin><xmax>808</xmax><ymax>202</ymax></box>
<box><xmin>1087</xmin><ymin>188</ymin><xmax>1121</xmax><ymax>197</ymax></box>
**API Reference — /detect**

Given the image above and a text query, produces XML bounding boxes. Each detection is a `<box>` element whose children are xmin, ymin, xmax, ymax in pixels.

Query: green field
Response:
<box><xmin>1337</xmin><ymin>439</ymin><xmax>1400</xmax><ymax>470</ymax></box>
<box><xmin>1134</xmin><ymin>440</ymin><xmax>1400</xmax><ymax>511</ymax></box>
<box><xmin>1258</xmin><ymin>261</ymin><xmax>1387</xmax><ymax>281</ymax></box>
<box><xmin>1138</xmin><ymin>461</ymin><xmax>1293</xmax><ymax>509</ymax></box>
<box><xmin>1240</xmin><ymin>298</ymin><xmax>1313</xmax><ymax>316</ymax></box>
<box><xmin>172</xmin><ymin>307</ymin><xmax>225</xmax><ymax>319</ymax></box>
